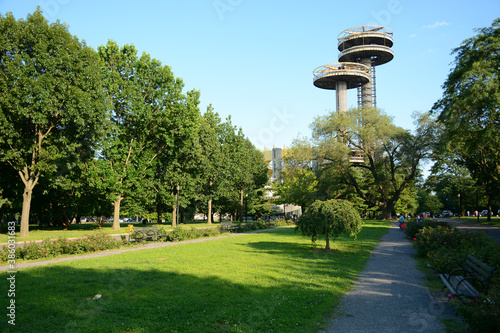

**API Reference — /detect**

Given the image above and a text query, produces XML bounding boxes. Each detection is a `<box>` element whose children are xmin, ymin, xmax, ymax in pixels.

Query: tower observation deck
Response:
<box><xmin>313</xmin><ymin>62</ymin><xmax>370</xmax><ymax>113</ymax></box>
<box><xmin>313</xmin><ymin>25</ymin><xmax>393</xmax><ymax>111</ymax></box>
<box><xmin>313</xmin><ymin>25</ymin><xmax>393</xmax><ymax>164</ymax></box>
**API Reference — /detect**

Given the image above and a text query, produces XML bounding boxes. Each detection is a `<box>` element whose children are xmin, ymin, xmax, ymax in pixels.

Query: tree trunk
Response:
<box><xmin>380</xmin><ymin>200</ymin><xmax>396</xmax><ymax>220</ymax></box>
<box><xmin>207</xmin><ymin>198</ymin><xmax>212</xmax><ymax>225</ymax></box>
<box><xmin>20</xmin><ymin>185</ymin><xmax>33</xmax><ymax>238</ymax></box>
<box><xmin>171</xmin><ymin>190</ymin><xmax>177</xmax><ymax>227</ymax></box>
<box><xmin>240</xmin><ymin>188</ymin><xmax>244</xmax><ymax>223</ymax></box>
<box><xmin>112</xmin><ymin>194</ymin><xmax>123</xmax><ymax>230</ymax></box>
<box><xmin>207</xmin><ymin>180</ymin><xmax>213</xmax><ymax>224</ymax></box>
<box><xmin>487</xmin><ymin>195</ymin><xmax>492</xmax><ymax>222</ymax></box>
<box><xmin>172</xmin><ymin>204</ymin><xmax>177</xmax><ymax>227</ymax></box>
<box><xmin>157</xmin><ymin>199</ymin><xmax>163</xmax><ymax>225</ymax></box>
<box><xmin>19</xmin><ymin>168</ymin><xmax>39</xmax><ymax>238</ymax></box>
<box><xmin>325</xmin><ymin>231</ymin><xmax>330</xmax><ymax>250</ymax></box>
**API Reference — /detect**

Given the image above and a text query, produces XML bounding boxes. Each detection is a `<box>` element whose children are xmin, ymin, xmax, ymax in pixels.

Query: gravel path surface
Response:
<box><xmin>321</xmin><ymin>221</ymin><xmax>456</xmax><ymax>333</ymax></box>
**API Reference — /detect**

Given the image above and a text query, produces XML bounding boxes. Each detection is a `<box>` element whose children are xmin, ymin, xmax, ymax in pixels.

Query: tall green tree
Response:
<box><xmin>276</xmin><ymin>168</ymin><xmax>318</xmax><ymax>213</ymax></box>
<box><xmin>432</xmin><ymin>18</ymin><xmax>500</xmax><ymax>214</ymax></box>
<box><xmin>0</xmin><ymin>9</ymin><xmax>107</xmax><ymax>236</ymax></box>
<box><xmin>151</xmin><ymin>90</ymin><xmax>200</xmax><ymax>227</ymax></box>
<box><xmin>230</xmin><ymin>135</ymin><xmax>268</xmax><ymax>222</ymax></box>
<box><xmin>207</xmin><ymin>116</ymin><xmax>267</xmax><ymax>222</ymax></box>
<box><xmin>428</xmin><ymin>142</ymin><xmax>477</xmax><ymax>215</ymax></box>
<box><xmin>276</xmin><ymin>139</ymin><xmax>326</xmax><ymax>212</ymax></box>
<box><xmin>311</xmin><ymin>107</ymin><xmax>436</xmax><ymax>220</ymax></box>
<box><xmin>92</xmin><ymin>41</ymin><xmax>193</xmax><ymax>230</ymax></box>
<box><xmin>197</xmin><ymin>106</ymin><xmax>227</xmax><ymax>224</ymax></box>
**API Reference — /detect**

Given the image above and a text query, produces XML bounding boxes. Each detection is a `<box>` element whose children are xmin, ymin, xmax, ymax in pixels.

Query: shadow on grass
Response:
<box><xmin>1</xmin><ymin>225</ymin><xmax>389</xmax><ymax>333</ymax></box>
<box><xmin>0</xmin><ymin>241</ymin><xmax>369</xmax><ymax>332</ymax></box>
<box><xmin>1</xmin><ymin>264</ymin><xmax>362</xmax><ymax>333</ymax></box>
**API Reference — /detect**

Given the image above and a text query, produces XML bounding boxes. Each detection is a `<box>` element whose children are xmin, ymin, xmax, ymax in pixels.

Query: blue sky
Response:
<box><xmin>2</xmin><ymin>0</ymin><xmax>499</xmax><ymax>152</ymax></box>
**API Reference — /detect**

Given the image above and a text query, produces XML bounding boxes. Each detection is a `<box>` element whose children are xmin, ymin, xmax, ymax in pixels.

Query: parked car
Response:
<box><xmin>479</xmin><ymin>210</ymin><xmax>489</xmax><ymax>217</ymax></box>
<box><xmin>442</xmin><ymin>210</ymin><xmax>453</xmax><ymax>217</ymax></box>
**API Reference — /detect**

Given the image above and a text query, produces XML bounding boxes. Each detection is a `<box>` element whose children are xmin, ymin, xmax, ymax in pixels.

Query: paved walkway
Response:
<box><xmin>322</xmin><ymin>221</ymin><xmax>456</xmax><ymax>333</ymax></box>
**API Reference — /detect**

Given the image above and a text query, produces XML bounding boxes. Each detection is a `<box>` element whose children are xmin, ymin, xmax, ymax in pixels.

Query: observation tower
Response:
<box><xmin>313</xmin><ymin>25</ymin><xmax>393</xmax><ymax>111</ymax></box>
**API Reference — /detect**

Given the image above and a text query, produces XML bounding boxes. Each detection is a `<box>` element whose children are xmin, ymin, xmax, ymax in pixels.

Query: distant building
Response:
<box><xmin>261</xmin><ymin>146</ymin><xmax>302</xmax><ymax>217</ymax></box>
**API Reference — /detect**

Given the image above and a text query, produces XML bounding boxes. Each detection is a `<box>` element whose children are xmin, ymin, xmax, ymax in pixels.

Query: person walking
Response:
<box><xmin>399</xmin><ymin>214</ymin><xmax>406</xmax><ymax>230</ymax></box>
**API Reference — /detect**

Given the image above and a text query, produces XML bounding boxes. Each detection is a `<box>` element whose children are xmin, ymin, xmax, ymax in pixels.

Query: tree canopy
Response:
<box><xmin>0</xmin><ymin>9</ymin><xmax>269</xmax><ymax>232</ymax></box>
<box><xmin>0</xmin><ymin>9</ymin><xmax>108</xmax><ymax>236</ymax></box>
<box><xmin>432</xmin><ymin>18</ymin><xmax>500</xmax><ymax>212</ymax></box>
<box><xmin>308</xmin><ymin>107</ymin><xmax>436</xmax><ymax>219</ymax></box>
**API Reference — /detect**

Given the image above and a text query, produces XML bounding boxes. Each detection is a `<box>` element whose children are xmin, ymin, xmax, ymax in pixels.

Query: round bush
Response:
<box><xmin>296</xmin><ymin>199</ymin><xmax>362</xmax><ymax>250</ymax></box>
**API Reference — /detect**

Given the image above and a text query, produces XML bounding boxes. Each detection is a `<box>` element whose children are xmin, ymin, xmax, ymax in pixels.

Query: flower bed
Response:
<box><xmin>406</xmin><ymin>220</ymin><xmax>500</xmax><ymax>332</ymax></box>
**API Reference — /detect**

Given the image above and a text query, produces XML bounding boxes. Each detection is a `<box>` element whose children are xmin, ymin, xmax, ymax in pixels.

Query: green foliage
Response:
<box><xmin>0</xmin><ymin>233</ymin><xmax>120</xmax><ymax>262</ymax></box>
<box><xmin>310</xmin><ymin>107</ymin><xmax>436</xmax><ymax>220</ymax></box>
<box><xmin>457</xmin><ymin>288</ymin><xmax>500</xmax><ymax>333</ymax></box>
<box><xmin>433</xmin><ymin>18</ymin><xmax>500</xmax><ymax>200</ymax></box>
<box><xmin>276</xmin><ymin>168</ymin><xmax>318</xmax><ymax>211</ymax></box>
<box><xmin>404</xmin><ymin>219</ymin><xmax>449</xmax><ymax>239</ymax></box>
<box><xmin>412</xmin><ymin>225</ymin><xmax>461</xmax><ymax>258</ymax></box>
<box><xmin>296</xmin><ymin>199</ymin><xmax>362</xmax><ymax>250</ymax></box>
<box><xmin>273</xmin><ymin>218</ymin><xmax>296</xmax><ymax>227</ymax></box>
<box><xmin>165</xmin><ymin>227</ymin><xmax>219</xmax><ymax>242</ymax></box>
<box><xmin>0</xmin><ymin>10</ymin><xmax>271</xmax><ymax>232</ymax></box>
<box><xmin>235</xmin><ymin>221</ymin><xmax>265</xmax><ymax>232</ymax></box>
<box><xmin>0</xmin><ymin>9</ymin><xmax>108</xmax><ymax>236</ymax></box>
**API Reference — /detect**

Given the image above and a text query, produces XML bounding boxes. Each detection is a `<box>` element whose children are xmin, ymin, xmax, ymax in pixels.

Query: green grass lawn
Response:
<box><xmin>1</xmin><ymin>220</ymin><xmax>389</xmax><ymax>333</ymax></box>
<box><xmin>0</xmin><ymin>221</ymin><xmax>220</xmax><ymax>243</ymax></box>
<box><xmin>453</xmin><ymin>216</ymin><xmax>500</xmax><ymax>227</ymax></box>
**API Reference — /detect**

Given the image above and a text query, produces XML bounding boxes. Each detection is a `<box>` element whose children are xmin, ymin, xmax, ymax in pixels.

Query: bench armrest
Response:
<box><xmin>441</xmin><ymin>261</ymin><xmax>465</xmax><ymax>275</ymax></box>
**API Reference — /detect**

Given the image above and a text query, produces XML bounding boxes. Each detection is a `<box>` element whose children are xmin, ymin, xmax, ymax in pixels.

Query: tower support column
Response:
<box><xmin>336</xmin><ymin>81</ymin><xmax>347</xmax><ymax>113</ymax></box>
<box><xmin>360</xmin><ymin>58</ymin><xmax>372</xmax><ymax>107</ymax></box>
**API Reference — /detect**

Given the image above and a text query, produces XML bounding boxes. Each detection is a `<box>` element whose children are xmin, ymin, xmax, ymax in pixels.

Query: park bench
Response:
<box><xmin>130</xmin><ymin>226</ymin><xmax>168</xmax><ymax>244</ymax></box>
<box><xmin>439</xmin><ymin>254</ymin><xmax>497</xmax><ymax>301</ymax></box>
<box><xmin>220</xmin><ymin>221</ymin><xmax>238</xmax><ymax>233</ymax></box>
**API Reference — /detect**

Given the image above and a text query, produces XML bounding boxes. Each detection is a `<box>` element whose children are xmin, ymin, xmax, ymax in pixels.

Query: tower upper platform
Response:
<box><xmin>337</xmin><ymin>25</ymin><xmax>394</xmax><ymax>66</ymax></box>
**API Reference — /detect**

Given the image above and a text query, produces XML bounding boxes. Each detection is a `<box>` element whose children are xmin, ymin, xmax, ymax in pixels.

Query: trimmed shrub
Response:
<box><xmin>167</xmin><ymin>227</ymin><xmax>220</xmax><ymax>242</ymax></box>
<box><xmin>407</xmin><ymin>222</ymin><xmax>500</xmax><ymax>332</ymax></box>
<box><xmin>412</xmin><ymin>225</ymin><xmax>461</xmax><ymax>258</ymax></box>
<box><xmin>405</xmin><ymin>219</ymin><xmax>450</xmax><ymax>239</ymax></box>
<box><xmin>457</xmin><ymin>285</ymin><xmax>500</xmax><ymax>333</ymax></box>
<box><xmin>0</xmin><ymin>233</ymin><xmax>120</xmax><ymax>262</ymax></box>
<box><xmin>273</xmin><ymin>218</ymin><xmax>295</xmax><ymax>227</ymax></box>
<box><xmin>297</xmin><ymin>199</ymin><xmax>362</xmax><ymax>250</ymax></box>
